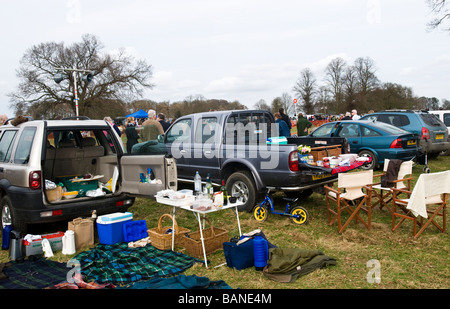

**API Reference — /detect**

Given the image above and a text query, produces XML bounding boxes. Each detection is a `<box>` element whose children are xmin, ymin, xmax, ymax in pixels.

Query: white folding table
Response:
<box><xmin>156</xmin><ymin>196</ymin><xmax>243</xmax><ymax>268</ymax></box>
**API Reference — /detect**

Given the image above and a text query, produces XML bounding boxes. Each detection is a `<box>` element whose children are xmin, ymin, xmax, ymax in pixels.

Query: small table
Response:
<box><xmin>156</xmin><ymin>196</ymin><xmax>243</xmax><ymax>268</ymax></box>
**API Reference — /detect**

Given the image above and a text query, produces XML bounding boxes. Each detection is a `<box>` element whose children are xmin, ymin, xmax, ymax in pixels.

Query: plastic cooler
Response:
<box><xmin>96</xmin><ymin>212</ymin><xmax>133</xmax><ymax>245</ymax></box>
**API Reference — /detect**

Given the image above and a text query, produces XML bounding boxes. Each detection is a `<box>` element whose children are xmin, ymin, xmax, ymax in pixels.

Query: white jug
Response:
<box><xmin>62</xmin><ymin>230</ymin><xmax>76</xmax><ymax>255</ymax></box>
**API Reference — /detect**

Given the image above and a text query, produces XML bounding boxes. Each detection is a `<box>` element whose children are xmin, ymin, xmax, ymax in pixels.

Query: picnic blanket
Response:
<box><xmin>0</xmin><ymin>257</ymin><xmax>69</xmax><ymax>289</ymax></box>
<box><xmin>119</xmin><ymin>274</ymin><xmax>232</xmax><ymax>289</ymax></box>
<box><xmin>75</xmin><ymin>242</ymin><xmax>202</xmax><ymax>284</ymax></box>
<box><xmin>331</xmin><ymin>157</ymin><xmax>371</xmax><ymax>174</ymax></box>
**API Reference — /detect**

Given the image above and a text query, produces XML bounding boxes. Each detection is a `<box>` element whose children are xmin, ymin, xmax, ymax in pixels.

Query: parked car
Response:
<box><xmin>0</xmin><ymin>118</ymin><xmax>177</xmax><ymax>233</ymax></box>
<box><xmin>309</xmin><ymin>120</ymin><xmax>421</xmax><ymax>169</ymax></box>
<box><xmin>429</xmin><ymin>110</ymin><xmax>450</xmax><ymax>155</ymax></box>
<box><xmin>360</xmin><ymin>110</ymin><xmax>449</xmax><ymax>158</ymax></box>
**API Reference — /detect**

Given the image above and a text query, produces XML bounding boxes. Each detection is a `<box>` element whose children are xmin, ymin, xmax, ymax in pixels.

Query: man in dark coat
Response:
<box><xmin>279</xmin><ymin>108</ymin><xmax>292</xmax><ymax>131</ymax></box>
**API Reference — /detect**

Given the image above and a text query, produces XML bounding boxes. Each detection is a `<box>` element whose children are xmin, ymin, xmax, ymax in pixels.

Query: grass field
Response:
<box><xmin>1</xmin><ymin>155</ymin><xmax>449</xmax><ymax>290</ymax></box>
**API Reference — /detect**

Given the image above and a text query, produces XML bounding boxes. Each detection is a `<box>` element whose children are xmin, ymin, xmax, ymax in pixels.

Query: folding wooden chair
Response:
<box><xmin>392</xmin><ymin>170</ymin><xmax>450</xmax><ymax>238</ymax></box>
<box><xmin>370</xmin><ymin>159</ymin><xmax>413</xmax><ymax>214</ymax></box>
<box><xmin>324</xmin><ymin>170</ymin><xmax>373</xmax><ymax>233</ymax></box>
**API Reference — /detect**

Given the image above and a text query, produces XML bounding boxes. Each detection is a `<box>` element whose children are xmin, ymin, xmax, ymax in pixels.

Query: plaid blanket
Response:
<box><xmin>75</xmin><ymin>243</ymin><xmax>202</xmax><ymax>284</ymax></box>
<box><xmin>0</xmin><ymin>258</ymin><xmax>69</xmax><ymax>289</ymax></box>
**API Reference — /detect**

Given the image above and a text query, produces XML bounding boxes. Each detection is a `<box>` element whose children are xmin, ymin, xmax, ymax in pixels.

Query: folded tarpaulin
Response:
<box><xmin>263</xmin><ymin>248</ymin><xmax>336</xmax><ymax>283</ymax></box>
<box><xmin>75</xmin><ymin>242</ymin><xmax>202</xmax><ymax>284</ymax></box>
<box><xmin>118</xmin><ymin>274</ymin><xmax>232</xmax><ymax>289</ymax></box>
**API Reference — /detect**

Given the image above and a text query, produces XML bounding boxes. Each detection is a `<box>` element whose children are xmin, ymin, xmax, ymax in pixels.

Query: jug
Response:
<box><xmin>9</xmin><ymin>230</ymin><xmax>23</xmax><ymax>261</ymax></box>
<box><xmin>253</xmin><ymin>236</ymin><xmax>269</xmax><ymax>271</ymax></box>
<box><xmin>62</xmin><ymin>230</ymin><xmax>76</xmax><ymax>255</ymax></box>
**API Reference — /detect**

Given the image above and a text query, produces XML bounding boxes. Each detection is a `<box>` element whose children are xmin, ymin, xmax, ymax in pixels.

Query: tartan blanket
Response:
<box><xmin>331</xmin><ymin>157</ymin><xmax>372</xmax><ymax>174</ymax></box>
<box><xmin>0</xmin><ymin>258</ymin><xmax>69</xmax><ymax>289</ymax></box>
<box><xmin>75</xmin><ymin>243</ymin><xmax>202</xmax><ymax>284</ymax></box>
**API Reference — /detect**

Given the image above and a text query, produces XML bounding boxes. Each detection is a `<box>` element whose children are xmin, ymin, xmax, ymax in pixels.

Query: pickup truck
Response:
<box><xmin>154</xmin><ymin>110</ymin><xmax>348</xmax><ymax>212</ymax></box>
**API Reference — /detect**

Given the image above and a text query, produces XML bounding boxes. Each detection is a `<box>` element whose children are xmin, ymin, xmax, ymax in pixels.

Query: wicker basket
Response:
<box><xmin>182</xmin><ymin>218</ymin><xmax>229</xmax><ymax>258</ymax></box>
<box><xmin>148</xmin><ymin>214</ymin><xmax>190</xmax><ymax>250</ymax></box>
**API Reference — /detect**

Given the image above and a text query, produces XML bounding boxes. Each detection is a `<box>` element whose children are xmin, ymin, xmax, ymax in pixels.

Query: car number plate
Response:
<box><xmin>407</xmin><ymin>140</ymin><xmax>416</xmax><ymax>146</ymax></box>
<box><xmin>436</xmin><ymin>134</ymin><xmax>444</xmax><ymax>140</ymax></box>
<box><xmin>312</xmin><ymin>174</ymin><xmax>332</xmax><ymax>180</ymax></box>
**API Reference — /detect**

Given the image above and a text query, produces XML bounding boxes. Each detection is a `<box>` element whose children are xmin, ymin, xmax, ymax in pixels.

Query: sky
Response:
<box><xmin>1</xmin><ymin>0</ymin><xmax>450</xmax><ymax>117</ymax></box>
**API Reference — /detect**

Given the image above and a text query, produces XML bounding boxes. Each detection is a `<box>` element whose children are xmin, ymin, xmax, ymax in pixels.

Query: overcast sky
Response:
<box><xmin>1</xmin><ymin>0</ymin><xmax>449</xmax><ymax>117</ymax></box>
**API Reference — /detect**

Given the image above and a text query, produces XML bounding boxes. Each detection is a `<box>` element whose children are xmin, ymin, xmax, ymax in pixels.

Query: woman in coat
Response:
<box><xmin>125</xmin><ymin>116</ymin><xmax>140</xmax><ymax>153</ymax></box>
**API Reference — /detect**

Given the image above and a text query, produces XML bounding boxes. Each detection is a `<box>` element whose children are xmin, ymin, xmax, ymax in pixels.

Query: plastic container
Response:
<box><xmin>194</xmin><ymin>171</ymin><xmax>202</xmax><ymax>193</ymax></box>
<box><xmin>96</xmin><ymin>212</ymin><xmax>133</xmax><ymax>245</ymax></box>
<box><xmin>123</xmin><ymin>220</ymin><xmax>148</xmax><ymax>242</ymax></box>
<box><xmin>253</xmin><ymin>236</ymin><xmax>269</xmax><ymax>271</ymax></box>
<box><xmin>2</xmin><ymin>223</ymin><xmax>13</xmax><ymax>250</ymax></box>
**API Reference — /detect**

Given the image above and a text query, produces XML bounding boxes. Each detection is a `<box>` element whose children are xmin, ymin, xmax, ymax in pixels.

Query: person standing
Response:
<box><xmin>296</xmin><ymin>113</ymin><xmax>312</xmax><ymax>136</ymax></box>
<box><xmin>125</xmin><ymin>116</ymin><xmax>140</xmax><ymax>153</ymax></box>
<box><xmin>104</xmin><ymin>116</ymin><xmax>122</xmax><ymax>136</ymax></box>
<box><xmin>274</xmin><ymin>112</ymin><xmax>291</xmax><ymax>138</ymax></box>
<box><xmin>141</xmin><ymin>109</ymin><xmax>164</xmax><ymax>141</ymax></box>
<box><xmin>351</xmin><ymin>109</ymin><xmax>361</xmax><ymax>120</ymax></box>
<box><xmin>342</xmin><ymin>112</ymin><xmax>352</xmax><ymax>120</ymax></box>
<box><xmin>279</xmin><ymin>108</ymin><xmax>292</xmax><ymax>131</ymax></box>
<box><xmin>157</xmin><ymin>113</ymin><xmax>170</xmax><ymax>132</ymax></box>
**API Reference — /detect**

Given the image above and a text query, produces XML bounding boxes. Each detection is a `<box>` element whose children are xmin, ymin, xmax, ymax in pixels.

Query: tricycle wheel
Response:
<box><xmin>289</xmin><ymin>206</ymin><xmax>309</xmax><ymax>225</ymax></box>
<box><xmin>253</xmin><ymin>203</ymin><xmax>269</xmax><ymax>222</ymax></box>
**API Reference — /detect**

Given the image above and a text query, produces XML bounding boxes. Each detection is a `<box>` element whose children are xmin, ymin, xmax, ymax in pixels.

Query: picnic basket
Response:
<box><xmin>147</xmin><ymin>214</ymin><xmax>190</xmax><ymax>250</ymax></box>
<box><xmin>182</xmin><ymin>218</ymin><xmax>229</xmax><ymax>258</ymax></box>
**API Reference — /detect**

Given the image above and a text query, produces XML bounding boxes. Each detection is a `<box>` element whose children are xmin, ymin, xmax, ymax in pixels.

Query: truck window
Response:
<box><xmin>0</xmin><ymin>130</ymin><xmax>17</xmax><ymax>162</ymax></box>
<box><xmin>166</xmin><ymin>119</ymin><xmax>192</xmax><ymax>143</ymax></box>
<box><xmin>225</xmin><ymin>112</ymin><xmax>272</xmax><ymax>145</ymax></box>
<box><xmin>195</xmin><ymin>117</ymin><xmax>217</xmax><ymax>143</ymax></box>
<box><xmin>14</xmin><ymin>127</ymin><xmax>36</xmax><ymax>164</ymax></box>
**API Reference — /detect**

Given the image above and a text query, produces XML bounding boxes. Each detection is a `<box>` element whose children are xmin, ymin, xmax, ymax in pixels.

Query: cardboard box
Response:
<box><xmin>23</xmin><ymin>232</ymin><xmax>65</xmax><ymax>256</ymax></box>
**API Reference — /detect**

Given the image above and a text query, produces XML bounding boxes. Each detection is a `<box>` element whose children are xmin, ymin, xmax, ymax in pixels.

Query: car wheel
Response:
<box><xmin>1</xmin><ymin>196</ymin><xmax>27</xmax><ymax>233</ymax></box>
<box><xmin>226</xmin><ymin>171</ymin><xmax>258</xmax><ymax>212</ymax></box>
<box><xmin>358</xmin><ymin>150</ymin><xmax>378</xmax><ymax>170</ymax></box>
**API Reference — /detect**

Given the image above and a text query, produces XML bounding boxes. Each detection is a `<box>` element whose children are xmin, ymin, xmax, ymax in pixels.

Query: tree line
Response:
<box><xmin>7</xmin><ymin>33</ymin><xmax>450</xmax><ymax>121</ymax></box>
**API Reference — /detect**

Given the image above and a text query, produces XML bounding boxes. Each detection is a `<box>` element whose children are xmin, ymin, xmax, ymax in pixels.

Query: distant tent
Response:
<box><xmin>126</xmin><ymin>109</ymin><xmax>148</xmax><ymax>119</ymax></box>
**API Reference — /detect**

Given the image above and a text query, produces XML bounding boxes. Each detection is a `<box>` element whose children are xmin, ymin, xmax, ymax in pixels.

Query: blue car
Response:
<box><xmin>309</xmin><ymin>120</ymin><xmax>421</xmax><ymax>169</ymax></box>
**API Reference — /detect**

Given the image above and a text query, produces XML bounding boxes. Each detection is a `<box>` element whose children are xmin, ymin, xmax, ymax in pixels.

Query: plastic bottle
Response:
<box><xmin>253</xmin><ymin>236</ymin><xmax>269</xmax><ymax>271</ymax></box>
<box><xmin>205</xmin><ymin>173</ymin><xmax>213</xmax><ymax>198</ymax></box>
<box><xmin>1</xmin><ymin>223</ymin><xmax>13</xmax><ymax>250</ymax></box>
<box><xmin>147</xmin><ymin>168</ymin><xmax>155</xmax><ymax>181</ymax></box>
<box><xmin>221</xmin><ymin>180</ymin><xmax>228</xmax><ymax>205</ymax></box>
<box><xmin>194</xmin><ymin>171</ymin><xmax>202</xmax><ymax>193</ymax></box>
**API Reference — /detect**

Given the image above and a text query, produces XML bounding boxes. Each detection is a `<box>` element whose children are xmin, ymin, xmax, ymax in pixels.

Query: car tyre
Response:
<box><xmin>358</xmin><ymin>149</ymin><xmax>378</xmax><ymax>170</ymax></box>
<box><xmin>1</xmin><ymin>196</ymin><xmax>27</xmax><ymax>233</ymax></box>
<box><xmin>227</xmin><ymin>171</ymin><xmax>258</xmax><ymax>212</ymax></box>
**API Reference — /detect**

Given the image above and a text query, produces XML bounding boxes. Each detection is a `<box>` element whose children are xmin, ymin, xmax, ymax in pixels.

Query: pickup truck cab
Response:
<box><xmin>0</xmin><ymin>118</ymin><xmax>177</xmax><ymax>233</ymax></box>
<box><xmin>159</xmin><ymin>110</ymin><xmax>346</xmax><ymax>211</ymax></box>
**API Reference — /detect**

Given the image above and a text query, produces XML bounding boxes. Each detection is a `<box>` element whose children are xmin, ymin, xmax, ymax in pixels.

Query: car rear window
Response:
<box><xmin>420</xmin><ymin>113</ymin><xmax>444</xmax><ymax>127</ymax></box>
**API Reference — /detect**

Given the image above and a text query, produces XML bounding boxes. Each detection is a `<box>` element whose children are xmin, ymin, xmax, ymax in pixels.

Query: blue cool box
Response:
<box><xmin>96</xmin><ymin>212</ymin><xmax>133</xmax><ymax>245</ymax></box>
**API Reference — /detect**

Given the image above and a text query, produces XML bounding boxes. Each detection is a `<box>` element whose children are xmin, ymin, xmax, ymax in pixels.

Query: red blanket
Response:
<box><xmin>331</xmin><ymin>158</ymin><xmax>372</xmax><ymax>174</ymax></box>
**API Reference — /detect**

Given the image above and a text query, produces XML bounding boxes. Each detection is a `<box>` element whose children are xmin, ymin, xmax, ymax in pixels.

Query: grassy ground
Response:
<box><xmin>1</xmin><ymin>155</ymin><xmax>449</xmax><ymax>290</ymax></box>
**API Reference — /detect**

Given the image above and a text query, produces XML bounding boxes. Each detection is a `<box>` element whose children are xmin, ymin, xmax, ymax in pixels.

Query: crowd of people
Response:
<box><xmin>276</xmin><ymin>108</ymin><xmax>364</xmax><ymax>138</ymax></box>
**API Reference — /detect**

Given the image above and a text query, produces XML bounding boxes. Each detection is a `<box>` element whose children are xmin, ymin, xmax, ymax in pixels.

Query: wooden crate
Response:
<box><xmin>310</xmin><ymin>145</ymin><xmax>342</xmax><ymax>162</ymax></box>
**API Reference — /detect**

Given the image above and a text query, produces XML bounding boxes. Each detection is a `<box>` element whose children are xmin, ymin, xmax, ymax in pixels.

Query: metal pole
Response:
<box><xmin>73</xmin><ymin>70</ymin><xmax>79</xmax><ymax>117</ymax></box>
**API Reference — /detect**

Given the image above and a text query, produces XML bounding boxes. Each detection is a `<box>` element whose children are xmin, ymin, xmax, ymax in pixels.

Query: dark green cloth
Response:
<box><xmin>296</xmin><ymin>117</ymin><xmax>312</xmax><ymax>136</ymax></box>
<box><xmin>75</xmin><ymin>242</ymin><xmax>202</xmax><ymax>284</ymax></box>
<box><xmin>119</xmin><ymin>275</ymin><xmax>232</xmax><ymax>289</ymax></box>
<box><xmin>263</xmin><ymin>248</ymin><xmax>336</xmax><ymax>283</ymax></box>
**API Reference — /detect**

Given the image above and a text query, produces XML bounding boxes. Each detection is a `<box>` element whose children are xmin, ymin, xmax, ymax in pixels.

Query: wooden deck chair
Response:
<box><xmin>392</xmin><ymin>170</ymin><xmax>450</xmax><ymax>238</ymax></box>
<box><xmin>324</xmin><ymin>170</ymin><xmax>373</xmax><ymax>233</ymax></box>
<box><xmin>370</xmin><ymin>159</ymin><xmax>413</xmax><ymax>214</ymax></box>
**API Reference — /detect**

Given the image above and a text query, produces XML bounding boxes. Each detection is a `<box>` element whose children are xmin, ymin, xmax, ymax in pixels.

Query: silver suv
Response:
<box><xmin>0</xmin><ymin>118</ymin><xmax>177</xmax><ymax>233</ymax></box>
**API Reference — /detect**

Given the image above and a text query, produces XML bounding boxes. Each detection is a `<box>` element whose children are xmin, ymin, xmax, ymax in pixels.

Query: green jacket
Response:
<box><xmin>296</xmin><ymin>117</ymin><xmax>312</xmax><ymax>136</ymax></box>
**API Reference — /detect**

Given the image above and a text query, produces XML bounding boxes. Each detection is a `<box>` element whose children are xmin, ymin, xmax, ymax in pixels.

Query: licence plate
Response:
<box><xmin>312</xmin><ymin>174</ymin><xmax>332</xmax><ymax>180</ymax></box>
<box><xmin>436</xmin><ymin>134</ymin><xmax>444</xmax><ymax>140</ymax></box>
<box><xmin>407</xmin><ymin>140</ymin><xmax>416</xmax><ymax>146</ymax></box>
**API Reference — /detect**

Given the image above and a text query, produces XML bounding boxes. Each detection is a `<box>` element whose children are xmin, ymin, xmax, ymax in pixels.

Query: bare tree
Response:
<box><xmin>324</xmin><ymin>57</ymin><xmax>347</xmax><ymax>114</ymax></box>
<box><xmin>8</xmin><ymin>34</ymin><xmax>154</xmax><ymax>118</ymax></box>
<box><xmin>427</xmin><ymin>0</ymin><xmax>450</xmax><ymax>32</ymax></box>
<box><xmin>292</xmin><ymin>68</ymin><xmax>317</xmax><ymax>114</ymax></box>
<box><xmin>253</xmin><ymin>99</ymin><xmax>270</xmax><ymax>111</ymax></box>
<box><xmin>353</xmin><ymin>57</ymin><xmax>379</xmax><ymax>95</ymax></box>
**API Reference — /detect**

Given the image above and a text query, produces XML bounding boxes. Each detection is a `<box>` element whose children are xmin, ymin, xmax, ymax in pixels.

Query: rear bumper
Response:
<box><xmin>420</xmin><ymin>139</ymin><xmax>450</xmax><ymax>154</ymax></box>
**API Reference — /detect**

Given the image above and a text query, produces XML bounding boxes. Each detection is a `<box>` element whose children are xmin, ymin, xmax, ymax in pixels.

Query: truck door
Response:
<box><xmin>120</xmin><ymin>155</ymin><xmax>177</xmax><ymax>197</ymax></box>
<box><xmin>191</xmin><ymin>115</ymin><xmax>221</xmax><ymax>182</ymax></box>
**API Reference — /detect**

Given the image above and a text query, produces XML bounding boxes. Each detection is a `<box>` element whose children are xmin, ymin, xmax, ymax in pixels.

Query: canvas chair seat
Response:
<box><xmin>392</xmin><ymin>170</ymin><xmax>450</xmax><ymax>239</ymax></box>
<box><xmin>369</xmin><ymin>159</ymin><xmax>413</xmax><ymax>215</ymax></box>
<box><xmin>324</xmin><ymin>170</ymin><xmax>373</xmax><ymax>233</ymax></box>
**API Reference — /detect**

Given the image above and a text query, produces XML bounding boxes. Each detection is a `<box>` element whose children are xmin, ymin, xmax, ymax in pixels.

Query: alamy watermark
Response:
<box><xmin>67</xmin><ymin>0</ymin><xmax>81</xmax><ymax>24</ymax></box>
<box><xmin>366</xmin><ymin>259</ymin><xmax>381</xmax><ymax>284</ymax></box>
